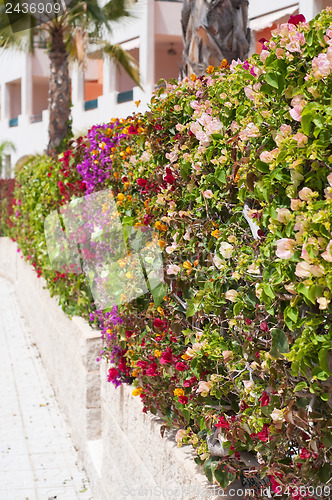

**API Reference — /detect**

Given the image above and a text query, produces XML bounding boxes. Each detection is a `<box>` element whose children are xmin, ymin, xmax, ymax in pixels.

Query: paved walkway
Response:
<box><xmin>0</xmin><ymin>277</ymin><xmax>94</xmax><ymax>500</ymax></box>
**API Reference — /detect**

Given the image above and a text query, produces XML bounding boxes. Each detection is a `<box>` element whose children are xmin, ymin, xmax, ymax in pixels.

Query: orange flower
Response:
<box><xmin>117</xmin><ymin>193</ymin><xmax>125</xmax><ymax>202</ymax></box>
<box><xmin>183</xmin><ymin>261</ymin><xmax>192</xmax><ymax>270</ymax></box>
<box><xmin>132</xmin><ymin>387</ymin><xmax>143</xmax><ymax>396</ymax></box>
<box><xmin>206</xmin><ymin>65</ymin><xmax>215</xmax><ymax>74</ymax></box>
<box><xmin>158</xmin><ymin>240</ymin><xmax>166</xmax><ymax>249</ymax></box>
<box><xmin>113</xmin><ymin>172</ymin><xmax>120</xmax><ymax>180</ymax></box>
<box><xmin>219</xmin><ymin>59</ymin><xmax>229</xmax><ymax>69</ymax></box>
<box><xmin>212</xmin><ymin>229</ymin><xmax>221</xmax><ymax>238</ymax></box>
<box><xmin>190</xmin><ymin>73</ymin><xmax>197</xmax><ymax>82</ymax></box>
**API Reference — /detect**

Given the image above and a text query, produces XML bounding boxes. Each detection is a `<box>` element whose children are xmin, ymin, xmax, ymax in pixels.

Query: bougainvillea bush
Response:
<box><xmin>8</xmin><ymin>9</ymin><xmax>332</xmax><ymax>498</ymax></box>
<box><xmin>0</xmin><ymin>178</ymin><xmax>15</xmax><ymax>235</ymax></box>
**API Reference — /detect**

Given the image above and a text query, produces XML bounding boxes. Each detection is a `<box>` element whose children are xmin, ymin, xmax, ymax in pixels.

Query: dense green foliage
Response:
<box><xmin>7</xmin><ymin>10</ymin><xmax>332</xmax><ymax>497</ymax></box>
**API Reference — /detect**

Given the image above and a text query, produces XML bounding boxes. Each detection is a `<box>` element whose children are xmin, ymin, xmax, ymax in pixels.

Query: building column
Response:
<box><xmin>139</xmin><ymin>0</ymin><xmax>155</xmax><ymax>96</ymax></box>
<box><xmin>0</xmin><ymin>83</ymin><xmax>9</xmax><ymax>122</ymax></box>
<box><xmin>71</xmin><ymin>63</ymin><xmax>85</xmax><ymax>106</ymax></box>
<box><xmin>298</xmin><ymin>0</ymin><xmax>321</xmax><ymax>21</ymax></box>
<box><xmin>21</xmin><ymin>54</ymin><xmax>33</xmax><ymax>117</ymax></box>
<box><xmin>103</xmin><ymin>56</ymin><xmax>117</xmax><ymax>95</ymax></box>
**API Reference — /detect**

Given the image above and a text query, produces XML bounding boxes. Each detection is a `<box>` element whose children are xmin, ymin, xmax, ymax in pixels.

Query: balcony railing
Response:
<box><xmin>84</xmin><ymin>99</ymin><xmax>98</xmax><ymax>111</ymax></box>
<box><xmin>30</xmin><ymin>114</ymin><xmax>43</xmax><ymax>123</ymax></box>
<box><xmin>9</xmin><ymin>117</ymin><xmax>18</xmax><ymax>127</ymax></box>
<box><xmin>117</xmin><ymin>90</ymin><xmax>134</xmax><ymax>104</ymax></box>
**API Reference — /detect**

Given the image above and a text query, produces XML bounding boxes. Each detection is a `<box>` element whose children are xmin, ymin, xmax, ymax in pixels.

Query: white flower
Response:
<box><xmin>271</xmin><ymin>409</ymin><xmax>284</xmax><ymax>429</ymax></box>
<box><xmin>203</xmin><ymin>190</ymin><xmax>214</xmax><ymax>199</ymax></box>
<box><xmin>213</xmin><ymin>254</ymin><xmax>226</xmax><ymax>270</ymax></box>
<box><xmin>276</xmin><ymin>238</ymin><xmax>296</xmax><ymax>259</ymax></box>
<box><xmin>219</xmin><ymin>242</ymin><xmax>233</xmax><ymax>259</ymax></box>
<box><xmin>317</xmin><ymin>297</ymin><xmax>330</xmax><ymax>310</ymax></box>
<box><xmin>166</xmin><ymin>264</ymin><xmax>180</xmax><ymax>275</ymax></box>
<box><xmin>225</xmin><ymin>289</ymin><xmax>238</xmax><ymax>302</ymax></box>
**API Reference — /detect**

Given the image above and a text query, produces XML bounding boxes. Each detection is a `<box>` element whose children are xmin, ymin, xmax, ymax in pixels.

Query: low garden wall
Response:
<box><xmin>0</xmin><ymin>236</ymin><xmax>232</xmax><ymax>500</ymax></box>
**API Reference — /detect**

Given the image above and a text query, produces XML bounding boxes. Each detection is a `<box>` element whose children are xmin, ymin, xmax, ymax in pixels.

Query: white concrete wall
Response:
<box><xmin>0</xmin><ymin>236</ymin><xmax>234</xmax><ymax>500</ymax></box>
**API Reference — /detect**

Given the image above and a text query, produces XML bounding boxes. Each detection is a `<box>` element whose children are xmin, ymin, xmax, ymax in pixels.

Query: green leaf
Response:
<box><xmin>318</xmin><ymin>463</ymin><xmax>331</xmax><ymax>483</ymax></box>
<box><xmin>270</xmin><ymin>329</ymin><xmax>289</xmax><ymax>358</ymax></box>
<box><xmin>294</xmin><ymin>382</ymin><xmax>308</xmax><ymax>392</ymax></box>
<box><xmin>150</xmin><ymin>282</ymin><xmax>167</xmax><ymax>308</ymax></box>
<box><xmin>265</xmin><ymin>73</ymin><xmax>279</xmax><ymax>89</ymax></box>
<box><xmin>297</xmin><ymin>283</ymin><xmax>316</xmax><ymax>304</ymax></box>
<box><xmin>214</xmin><ymin>466</ymin><xmax>236</xmax><ymax>488</ymax></box>
<box><xmin>318</xmin><ymin>348</ymin><xmax>331</xmax><ymax>374</ymax></box>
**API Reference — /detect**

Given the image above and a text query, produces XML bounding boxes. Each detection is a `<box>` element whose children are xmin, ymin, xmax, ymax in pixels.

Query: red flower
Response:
<box><xmin>256</xmin><ymin>424</ymin><xmax>270</xmax><ymax>442</ymax></box>
<box><xmin>137</xmin><ymin>360</ymin><xmax>148</xmax><ymax>368</ymax></box>
<box><xmin>153</xmin><ymin>318</ymin><xmax>164</xmax><ymax>329</ymax></box>
<box><xmin>125</xmin><ymin>330</ymin><xmax>133</xmax><ymax>338</ymax></box>
<box><xmin>146</xmin><ymin>362</ymin><xmax>158</xmax><ymax>377</ymax></box>
<box><xmin>259</xmin><ymin>392</ymin><xmax>270</xmax><ymax>407</ymax></box>
<box><xmin>175</xmin><ymin>362</ymin><xmax>187</xmax><ymax>372</ymax></box>
<box><xmin>288</xmin><ymin>14</ymin><xmax>306</xmax><ymax>25</ymax></box>
<box><xmin>260</xmin><ymin>321</ymin><xmax>269</xmax><ymax>332</ymax></box>
<box><xmin>178</xmin><ymin>396</ymin><xmax>188</xmax><ymax>404</ymax></box>
<box><xmin>118</xmin><ymin>358</ymin><xmax>127</xmax><ymax>372</ymax></box>
<box><xmin>137</xmin><ymin>178</ymin><xmax>148</xmax><ymax>187</ymax></box>
<box><xmin>240</xmin><ymin>400</ymin><xmax>249</xmax><ymax>411</ymax></box>
<box><xmin>299</xmin><ymin>447</ymin><xmax>311</xmax><ymax>459</ymax></box>
<box><xmin>164</xmin><ymin>168</ymin><xmax>175</xmax><ymax>184</ymax></box>
<box><xmin>215</xmin><ymin>415</ymin><xmax>230</xmax><ymax>429</ymax></box>
<box><xmin>107</xmin><ymin>367</ymin><xmax>119</xmax><ymax>381</ymax></box>
<box><xmin>245</xmin><ymin>318</ymin><xmax>252</xmax><ymax>325</ymax></box>
<box><xmin>160</xmin><ymin>347</ymin><xmax>173</xmax><ymax>365</ymax></box>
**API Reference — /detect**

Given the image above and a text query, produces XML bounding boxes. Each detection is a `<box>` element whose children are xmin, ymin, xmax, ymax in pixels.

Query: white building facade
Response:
<box><xmin>0</xmin><ymin>0</ymin><xmax>330</xmax><ymax>171</ymax></box>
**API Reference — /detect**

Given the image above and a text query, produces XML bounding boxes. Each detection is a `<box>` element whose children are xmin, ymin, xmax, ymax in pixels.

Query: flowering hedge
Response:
<box><xmin>0</xmin><ymin>178</ymin><xmax>15</xmax><ymax>235</ymax></box>
<box><xmin>7</xmin><ymin>9</ymin><xmax>332</xmax><ymax>498</ymax></box>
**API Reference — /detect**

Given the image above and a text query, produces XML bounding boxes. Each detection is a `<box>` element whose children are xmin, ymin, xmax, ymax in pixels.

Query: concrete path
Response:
<box><xmin>0</xmin><ymin>277</ymin><xmax>94</xmax><ymax>500</ymax></box>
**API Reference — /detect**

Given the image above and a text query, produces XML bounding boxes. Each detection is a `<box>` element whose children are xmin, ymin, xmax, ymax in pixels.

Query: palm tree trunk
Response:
<box><xmin>181</xmin><ymin>0</ymin><xmax>250</xmax><ymax>77</ymax></box>
<box><xmin>47</xmin><ymin>26</ymin><xmax>71</xmax><ymax>155</ymax></box>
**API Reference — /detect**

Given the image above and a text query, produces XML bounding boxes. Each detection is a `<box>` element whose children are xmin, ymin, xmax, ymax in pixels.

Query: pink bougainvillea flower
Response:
<box><xmin>289</xmin><ymin>104</ymin><xmax>303</xmax><ymax>122</ymax></box>
<box><xmin>276</xmin><ymin>238</ymin><xmax>296</xmax><ymax>259</ymax></box>
<box><xmin>298</xmin><ymin>187</ymin><xmax>314</xmax><ymax>201</ymax></box>
<box><xmin>276</xmin><ymin>207</ymin><xmax>291</xmax><ymax>223</ymax></box>
<box><xmin>312</xmin><ymin>52</ymin><xmax>332</xmax><ymax>78</ymax></box>
<box><xmin>322</xmin><ymin>240</ymin><xmax>332</xmax><ymax>262</ymax></box>
<box><xmin>295</xmin><ymin>261</ymin><xmax>312</xmax><ymax>278</ymax></box>
<box><xmin>203</xmin><ymin>189</ymin><xmax>214</xmax><ymax>199</ymax></box>
<box><xmin>166</xmin><ymin>264</ymin><xmax>181</xmax><ymax>275</ymax></box>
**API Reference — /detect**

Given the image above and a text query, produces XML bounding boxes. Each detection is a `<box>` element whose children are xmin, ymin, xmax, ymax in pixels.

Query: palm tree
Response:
<box><xmin>180</xmin><ymin>0</ymin><xmax>251</xmax><ymax>77</ymax></box>
<box><xmin>0</xmin><ymin>0</ymin><xmax>140</xmax><ymax>154</ymax></box>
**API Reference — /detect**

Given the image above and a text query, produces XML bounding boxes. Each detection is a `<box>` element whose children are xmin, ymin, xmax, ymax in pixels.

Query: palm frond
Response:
<box><xmin>102</xmin><ymin>0</ymin><xmax>131</xmax><ymax>24</ymax></box>
<box><xmin>0</xmin><ymin>2</ymin><xmax>37</xmax><ymax>51</ymax></box>
<box><xmin>103</xmin><ymin>42</ymin><xmax>141</xmax><ymax>88</ymax></box>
